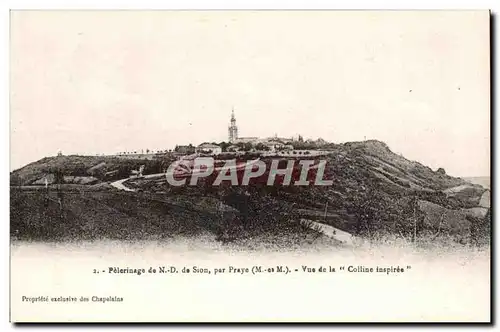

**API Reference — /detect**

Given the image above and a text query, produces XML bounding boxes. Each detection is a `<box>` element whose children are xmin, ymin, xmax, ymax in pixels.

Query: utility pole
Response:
<box><xmin>44</xmin><ymin>177</ymin><xmax>50</xmax><ymax>208</ymax></box>
<box><xmin>55</xmin><ymin>170</ymin><xmax>64</xmax><ymax>219</ymax></box>
<box><xmin>324</xmin><ymin>201</ymin><xmax>328</xmax><ymax>221</ymax></box>
<box><xmin>413</xmin><ymin>198</ymin><xmax>417</xmax><ymax>243</ymax></box>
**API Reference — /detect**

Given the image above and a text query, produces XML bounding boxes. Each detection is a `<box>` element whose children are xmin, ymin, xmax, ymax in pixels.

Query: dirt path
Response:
<box><xmin>300</xmin><ymin>218</ymin><xmax>355</xmax><ymax>245</ymax></box>
<box><xmin>110</xmin><ymin>177</ymin><xmax>136</xmax><ymax>192</ymax></box>
<box><xmin>110</xmin><ymin>172</ymin><xmax>166</xmax><ymax>192</ymax></box>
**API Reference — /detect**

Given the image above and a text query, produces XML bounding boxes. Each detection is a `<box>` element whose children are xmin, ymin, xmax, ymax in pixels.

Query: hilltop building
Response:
<box><xmin>228</xmin><ymin>110</ymin><xmax>296</xmax><ymax>148</ymax></box>
<box><xmin>196</xmin><ymin>143</ymin><xmax>222</xmax><ymax>155</ymax></box>
<box><xmin>188</xmin><ymin>110</ymin><xmax>322</xmax><ymax>155</ymax></box>
<box><xmin>235</xmin><ymin>137</ymin><xmax>260</xmax><ymax>144</ymax></box>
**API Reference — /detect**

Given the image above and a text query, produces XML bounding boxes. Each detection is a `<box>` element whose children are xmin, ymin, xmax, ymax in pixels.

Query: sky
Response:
<box><xmin>10</xmin><ymin>10</ymin><xmax>490</xmax><ymax>176</ymax></box>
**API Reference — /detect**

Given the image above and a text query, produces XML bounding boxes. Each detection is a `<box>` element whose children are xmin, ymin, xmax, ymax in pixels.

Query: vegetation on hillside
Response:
<box><xmin>10</xmin><ymin>154</ymin><xmax>177</xmax><ymax>186</ymax></box>
<box><xmin>10</xmin><ymin>140</ymin><xmax>490</xmax><ymax>248</ymax></box>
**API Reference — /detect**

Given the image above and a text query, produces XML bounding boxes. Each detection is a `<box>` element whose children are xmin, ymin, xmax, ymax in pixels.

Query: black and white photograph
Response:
<box><xmin>9</xmin><ymin>10</ymin><xmax>491</xmax><ymax>323</ymax></box>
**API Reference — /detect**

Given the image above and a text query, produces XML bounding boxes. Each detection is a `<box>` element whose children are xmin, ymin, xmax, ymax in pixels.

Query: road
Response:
<box><xmin>110</xmin><ymin>173</ymin><xmax>166</xmax><ymax>192</ymax></box>
<box><xmin>110</xmin><ymin>159</ymin><xmax>262</xmax><ymax>192</ymax></box>
<box><xmin>301</xmin><ymin>218</ymin><xmax>355</xmax><ymax>245</ymax></box>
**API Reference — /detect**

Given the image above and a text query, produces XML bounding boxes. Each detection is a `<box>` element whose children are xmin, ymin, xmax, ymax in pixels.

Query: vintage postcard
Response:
<box><xmin>10</xmin><ymin>10</ymin><xmax>491</xmax><ymax>322</ymax></box>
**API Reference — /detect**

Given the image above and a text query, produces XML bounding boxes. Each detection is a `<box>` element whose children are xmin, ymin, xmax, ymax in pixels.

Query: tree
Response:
<box><xmin>291</xmin><ymin>140</ymin><xmax>318</xmax><ymax>150</ymax></box>
<box><xmin>51</xmin><ymin>167</ymin><xmax>65</xmax><ymax>185</ymax></box>
<box><xmin>255</xmin><ymin>143</ymin><xmax>270</xmax><ymax>151</ymax></box>
<box><xmin>236</xmin><ymin>142</ymin><xmax>253</xmax><ymax>152</ymax></box>
<box><xmin>409</xmin><ymin>196</ymin><xmax>425</xmax><ymax>242</ymax></box>
<box><xmin>218</xmin><ymin>141</ymin><xmax>231</xmax><ymax>152</ymax></box>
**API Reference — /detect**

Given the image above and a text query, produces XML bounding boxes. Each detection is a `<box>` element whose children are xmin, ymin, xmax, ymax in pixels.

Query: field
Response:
<box><xmin>10</xmin><ymin>187</ymin><xmax>340</xmax><ymax>250</ymax></box>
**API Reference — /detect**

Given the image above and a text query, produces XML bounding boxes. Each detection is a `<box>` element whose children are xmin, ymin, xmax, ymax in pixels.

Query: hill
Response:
<box><xmin>10</xmin><ymin>154</ymin><xmax>176</xmax><ymax>186</ymax></box>
<box><xmin>10</xmin><ymin>140</ymin><xmax>490</xmax><ymax>247</ymax></box>
<box><xmin>128</xmin><ymin>140</ymin><xmax>490</xmax><ymax>245</ymax></box>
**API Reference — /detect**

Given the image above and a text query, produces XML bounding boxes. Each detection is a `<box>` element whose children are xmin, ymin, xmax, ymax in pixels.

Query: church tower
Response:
<box><xmin>228</xmin><ymin>108</ymin><xmax>238</xmax><ymax>143</ymax></box>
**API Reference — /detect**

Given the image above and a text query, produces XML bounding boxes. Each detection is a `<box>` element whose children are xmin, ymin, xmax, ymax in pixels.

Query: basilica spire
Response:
<box><xmin>228</xmin><ymin>108</ymin><xmax>238</xmax><ymax>143</ymax></box>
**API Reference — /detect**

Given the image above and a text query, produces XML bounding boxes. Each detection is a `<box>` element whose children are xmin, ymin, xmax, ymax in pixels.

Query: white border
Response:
<box><xmin>2</xmin><ymin>0</ymin><xmax>499</xmax><ymax>10</ymax></box>
<box><xmin>2</xmin><ymin>0</ymin><xmax>497</xmax><ymax>330</ymax></box>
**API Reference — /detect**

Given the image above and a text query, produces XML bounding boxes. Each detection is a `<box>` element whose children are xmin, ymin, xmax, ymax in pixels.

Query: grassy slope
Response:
<box><xmin>11</xmin><ymin>189</ymin><xmax>208</xmax><ymax>242</ymax></box>
<box><xmin>10</xmin><ymin>140</ymin><xmax>489</xmax><ymax>245</ymax></box>
<box><xmin>11</xmin><ymin>188</ymin><xmax>335</xmax><ymax>248</ymax></box>
<box><xmin>10</xmin><ymin>154</ymin><xmax>176</xmax><ymax>185</ymax></box>
<box><xmin>130</xmin><ymin>140</ymin><xmax>489</xmax><ymax>241</ymax></box>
